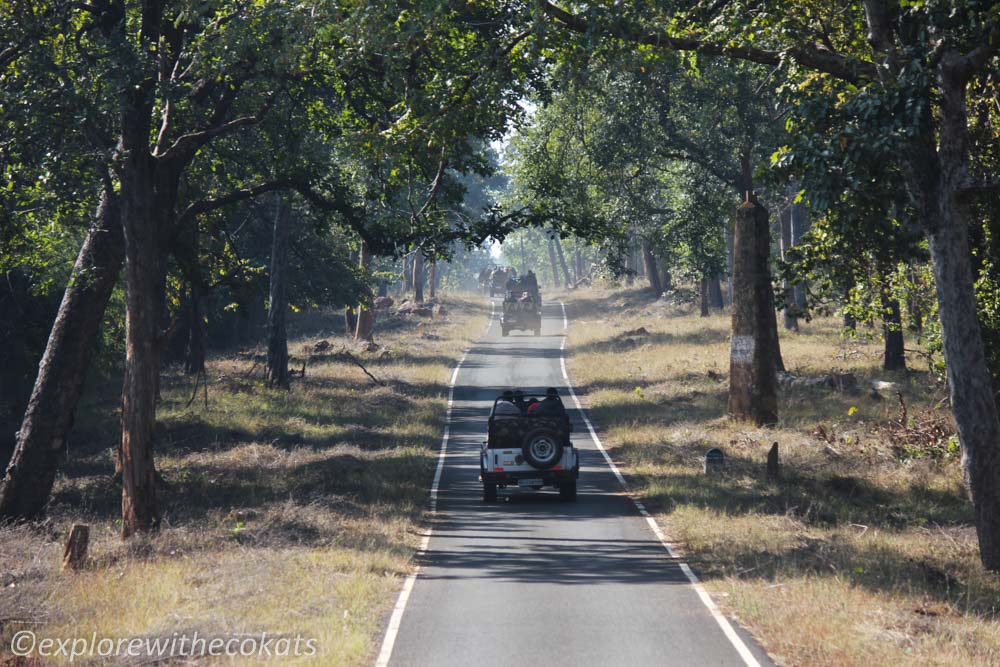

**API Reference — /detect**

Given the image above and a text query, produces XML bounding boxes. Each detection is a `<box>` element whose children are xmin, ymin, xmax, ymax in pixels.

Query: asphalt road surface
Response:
<box><xmin>379</xmin><ymin>299</ymin><xmax>773</xmax><ymax>667</ymax></box>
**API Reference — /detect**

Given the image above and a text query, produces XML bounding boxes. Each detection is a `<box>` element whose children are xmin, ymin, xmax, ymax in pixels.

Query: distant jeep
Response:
<box><xmin>480</xmin><ymin>392</ymin><xmax>579</xmax><ymax>501</ymax></box>
<box><xmin>501</xmin><ymin>292</ymin><xmax>541</xmax><ymax>337</ymax></box>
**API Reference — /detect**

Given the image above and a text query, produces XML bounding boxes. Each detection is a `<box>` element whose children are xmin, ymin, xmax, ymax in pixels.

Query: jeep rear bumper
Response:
<box><xmin>480</xmin><ymin>465</ymin><xmax>579</xmax><ymax>485</ymax></box>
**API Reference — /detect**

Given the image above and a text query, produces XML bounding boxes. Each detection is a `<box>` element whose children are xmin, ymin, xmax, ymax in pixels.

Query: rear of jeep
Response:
<box><xmin>480</xmin><ymin>395</ymin><xmax>579</xmax><ymax>501</ymax></box>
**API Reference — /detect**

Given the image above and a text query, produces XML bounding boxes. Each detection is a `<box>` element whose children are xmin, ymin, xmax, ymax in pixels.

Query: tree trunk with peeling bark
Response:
<box><xmin>914</xmin><ymin>58</ymin><xmax>1000</xmax><ymax>569</ymax></box>
<box><xmin>729</xmin><ymin>200</ymin><xmax>778</xmax><ymax>425</ymax></box>
<box><xmin>119</xmin><ymin>140</ymin><xmax>170</xmax><ymax>538</ymax></box>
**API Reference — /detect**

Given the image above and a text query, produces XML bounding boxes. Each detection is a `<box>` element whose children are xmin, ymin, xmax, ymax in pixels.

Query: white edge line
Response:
<box><xmin>375</xmin><ymin>298</ymin><xmax>494</xmax><ymax>667</ymax></box>
<box><xmin>557</xmin><ymin>301</ymin><xmax>762</xmax><ymax>667</ymax></box>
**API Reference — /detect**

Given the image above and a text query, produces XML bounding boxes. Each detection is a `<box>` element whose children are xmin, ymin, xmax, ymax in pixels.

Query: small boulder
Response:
<box><xmin>374</xmin><ymin>296</ymin><xmax>394</xmax><ymax>310</ymax></box>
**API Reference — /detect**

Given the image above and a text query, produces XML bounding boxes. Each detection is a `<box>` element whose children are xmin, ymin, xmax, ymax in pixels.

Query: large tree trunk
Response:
<box><xmin>119</xmin><ymin>152</ymin><xmax>168</xmax><ymax>538</ymax></box>
<box><xmin>0</xmin><ymin>191</ymin><xmax>124</xmax><ymax>520</ymax></box>
<box><xmin>355</xmin><ymin>242</ymin><xmax>374</xmax><ymax>341</ymax></box>
<box><xmin>642</xmin><ymin>241</ymin><xmax>662</xmax><ymax>294</ymax></box>
<box><xmin>729</xmin><ymin>199</ymin><xmax>779</xmax><ymax>426</ymax></box>
<box><xmin>919</xmin><ymin>59</ymin><xmax>1000</xmax><ymax>570</ymax></box>
<box><xmin>266</xmin><ymin>198</ymin><xmax>291</xmax><ymax>389</ymax></box>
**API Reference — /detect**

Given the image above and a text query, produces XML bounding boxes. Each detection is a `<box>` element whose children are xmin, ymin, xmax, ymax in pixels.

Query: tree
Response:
<box><xmin>539</xmin><ymin>0</ymin><xmax>1000</xmax><ymax>568</ymax></box>
<box><xmin>2</xmin><ymin>0</ymin><xmax>546</xmax><ymax>527</ymax></box>
<box><xmin>0</xmin><ymin>189</ymin><xmax>123</xmax><ymax>519</ymax></box>
<box><xmin>266</xmin><ymin>198</ymin><xmax>292</xmax><ymax>389</ymax></box>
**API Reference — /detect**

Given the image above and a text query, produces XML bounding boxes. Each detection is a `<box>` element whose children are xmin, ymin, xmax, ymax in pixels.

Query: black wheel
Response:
<box><xmin>483</xmin><ymin>483</ymin><xmax>497</xmax><ymax>502</ymax></box>
<box><xmin>501</xmin><ymin>327</ymin><xmax>509</xmax><ymax>337</ymax></box>
<box><xmin>521</xmin><ymin>428</ymin><xmax>563</xmax><ymax>470</ymax></box>
<box><xmin>559</xmin><ymin>481</ymin><xmax>577</xmax><ymax>501</ymax></box>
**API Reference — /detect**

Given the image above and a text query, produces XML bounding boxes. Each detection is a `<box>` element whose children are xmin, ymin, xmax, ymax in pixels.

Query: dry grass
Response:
<box><xmin>0</xmin><ymin>294</ymin><xmax>488</xmax><ymax>666</ymax></box>
<box><xmin>563</xmin><ymin>286</ymin><xmax>1000</xmax><ymax>667</ymax></box>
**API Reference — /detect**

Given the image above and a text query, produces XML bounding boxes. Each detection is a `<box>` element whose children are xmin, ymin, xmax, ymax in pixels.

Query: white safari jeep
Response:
<box><xmin>480</xmin><ymin>391</ymin><xmax>579</xmax><ymax>501</ymax></box>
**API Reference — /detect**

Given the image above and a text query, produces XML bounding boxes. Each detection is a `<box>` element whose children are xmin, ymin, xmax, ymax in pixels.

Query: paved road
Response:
<box><xmin>381</xmin><ymin>300</ymin><xmax>772</xmax><ymax>666</ymax></box>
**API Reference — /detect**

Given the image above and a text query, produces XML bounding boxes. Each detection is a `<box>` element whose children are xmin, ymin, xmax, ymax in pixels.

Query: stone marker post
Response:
<box><xmin>729</xmin><ymin>197</ymin><xmax>779</xmax><ymax>425</ymax></box>
<box><xmin>704</xmin><ymin>448</ymin><xmax>726</xmax><ymax>475</ymax></box>
<box><xmin>767</xmin><ymin>442</ymin><xmax>780</xmax><ymax>481</ymax></box>
<box><xmin>62</xmin><ymin>524</ymin><xmax>89</xmax><ymax>570</ymax></box>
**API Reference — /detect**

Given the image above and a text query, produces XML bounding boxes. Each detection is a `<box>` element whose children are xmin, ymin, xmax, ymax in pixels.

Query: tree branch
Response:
<box><xmin>957</xmin><ymin>26</ymin><xmax>1000</xmax><ymax>82</ymax></box>
<box><xmin>541</xmin><ymin>1</ymin><xmax>877</xmax><ymax>84</ymax></box>
<box><xmin>414</xmin><ymin>153</ymin><xmax>448</xmax><ymax>221</ymax></box>
<box><xmin>960</xmin><ymin>177</ymin><xmax>1000</xmax><ymax>198</ymax></box>
<box><xmin>176</xmin><ymin>179</ymin><xmax>295</xmax><ymax>228</ymax></box>
<box><xmin>156</xmin><ymin>96</ymin><xmax>270</xmax><ymax>163</ymax></box>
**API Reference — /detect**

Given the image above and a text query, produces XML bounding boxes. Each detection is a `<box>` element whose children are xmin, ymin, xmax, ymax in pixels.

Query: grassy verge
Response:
<box><xmin>1</xmin><ymin>294</ymin><xmax>487</xmax><ymax>666</ymax></box>
<box><xmin>563</xmin><ymin>286</ymin><xmax>1000</xmax><ymax>666</ymax></box>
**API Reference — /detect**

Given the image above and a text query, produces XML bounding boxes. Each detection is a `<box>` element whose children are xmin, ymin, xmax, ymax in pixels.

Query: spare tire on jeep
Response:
<box><xmin>521</xmin><ymin>427</ymin><xmax>563</xmax><ymax>469</ymax></box>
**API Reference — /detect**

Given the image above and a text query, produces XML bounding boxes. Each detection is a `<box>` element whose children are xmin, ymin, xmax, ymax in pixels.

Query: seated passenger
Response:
<box><xmin>494</xmin><ymin>390</ymin><xmax>520</xmax><ymax>418</ymax></box>
<box><xmin>532</xmin><ymin>387</ymin><xmax>566</xmax><ymax>416</ymax></box>
<box><xmin>525</xmin><ymin>397</ymin><xmax>540</xmax><ymax>414</ymax></box>
<box><xmin>512</xmin><ymin>389</ymin><xmax>528</xmax><ymax>413</ymax></box>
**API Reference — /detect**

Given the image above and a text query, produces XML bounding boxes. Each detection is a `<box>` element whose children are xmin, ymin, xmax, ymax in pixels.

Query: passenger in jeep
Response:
<box><xmin>512</xmin><ymin>389</ymin><xmax>528</xmax><ymax>413</ymax></box>
<box><xmin>532</xmin><ymin>387</ymin><xmax>565</xmax><ymax>417</ymax></box>
<box><xmin>495</xmin><ymin>390</ymin><xmax>520</xmax><ymax>418</ymax></box>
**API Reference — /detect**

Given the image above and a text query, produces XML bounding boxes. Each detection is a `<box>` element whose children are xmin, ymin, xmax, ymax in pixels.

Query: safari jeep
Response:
<box><xmin>500</xmin><ymin>295</ymin><xmax>542</xmax><ymax>337</ymax></box>
<box><xmin>480</xmin><ymin>393</ymin><xmax>579</xmax><ymax>501</ymax></box>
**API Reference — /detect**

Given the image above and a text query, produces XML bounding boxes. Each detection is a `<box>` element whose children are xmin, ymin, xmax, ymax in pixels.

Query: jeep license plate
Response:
<box><xmin>517</xmin><ymin>479</ymin><xmax>543</xmax><ymax>488</ymax></box>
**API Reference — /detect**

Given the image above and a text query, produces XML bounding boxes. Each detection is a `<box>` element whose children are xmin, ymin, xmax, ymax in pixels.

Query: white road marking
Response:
<box><xmin>375</xmin><ymin>300</ymin><xmax>495</xmax><ymax>667</ymax></box>
<box><xmin>557</xmin><ymin>300</ymin><xmax>762</xmax><ymax>667</ymax></box>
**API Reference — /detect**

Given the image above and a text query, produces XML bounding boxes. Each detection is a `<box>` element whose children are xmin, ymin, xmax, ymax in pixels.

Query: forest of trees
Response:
<box><xmin>3</xmin><ymin>1</ymin><xmax>1000</xmax><ymax>570</ymax></box>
